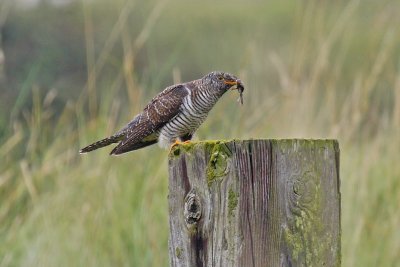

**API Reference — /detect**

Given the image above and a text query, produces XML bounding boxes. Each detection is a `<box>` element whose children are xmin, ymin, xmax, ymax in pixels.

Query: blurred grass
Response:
<box><xmin>1</xmin><ymin>0</ymin><xmax>400</xmax><ymax>266</ymax></box>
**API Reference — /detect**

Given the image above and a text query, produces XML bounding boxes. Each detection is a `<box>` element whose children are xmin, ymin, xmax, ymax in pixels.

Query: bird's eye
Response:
<box><xmin>217</xmin><ymin>75</ymin><xmax>224</xmax><ymax>81</ymax></box>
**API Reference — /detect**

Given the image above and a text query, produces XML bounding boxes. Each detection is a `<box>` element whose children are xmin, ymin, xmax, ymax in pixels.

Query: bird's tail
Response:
<box><xmin>79</xmin><ymin>133</ymin><xmax>124</xmax><ymax>154</ymax></box>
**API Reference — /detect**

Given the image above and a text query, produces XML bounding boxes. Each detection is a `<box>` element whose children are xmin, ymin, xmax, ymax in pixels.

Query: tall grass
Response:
<box><xmin>1</xmin><ymin>0</ymin><xmax>400</xmax><ymax>266</ymax></box>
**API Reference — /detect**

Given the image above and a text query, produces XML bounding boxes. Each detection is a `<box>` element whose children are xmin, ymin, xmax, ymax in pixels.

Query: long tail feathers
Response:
<box><xmin>110</xmin><ymin>139</ymin><xmax>157</xmax><ymax>155</ymax></box>
<box><xmin>79</xmin><ymin>134</ymin><xmax>123</xmax><ymax>154</ymax></box>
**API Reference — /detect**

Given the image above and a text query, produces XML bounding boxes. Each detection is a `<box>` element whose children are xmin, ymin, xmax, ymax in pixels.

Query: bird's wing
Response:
<box><xmin>110</xmin><ymin>84</ymin><xmax>189</xmax><ymax>155</ymax></box>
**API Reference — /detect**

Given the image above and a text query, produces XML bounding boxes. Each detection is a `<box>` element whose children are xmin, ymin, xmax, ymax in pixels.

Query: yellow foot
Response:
<box><xmin>170</xmin><ymin>140</ymin><xmax>191</xmax><ymax>151</ymax></box>
<box><xmin>170</xmin><ymin>140</ymin><xmax>181</xmax><ymax>150</ymax></box>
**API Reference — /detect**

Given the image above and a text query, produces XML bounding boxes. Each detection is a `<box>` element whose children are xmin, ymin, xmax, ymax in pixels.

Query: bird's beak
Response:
<box><xmin>224</xmin><ymin>79</ymin><xmax>244</xmax><ymax>90</ymax></box>
<box><xmin>225</xmin><ymin>79</ymin><xmax>244</xmax><ymax>105</ymax></box>
<box><xmin>224</xmin><ymin>80</ymin><xmax>239</xmax><ymax>88</ymax></box>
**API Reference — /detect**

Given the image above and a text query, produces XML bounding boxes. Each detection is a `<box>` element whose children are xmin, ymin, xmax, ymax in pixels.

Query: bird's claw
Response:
<box><xmin>170</xmin><ymin>140</ymin><xmax>191</xmax><ymax>151</ymax></box>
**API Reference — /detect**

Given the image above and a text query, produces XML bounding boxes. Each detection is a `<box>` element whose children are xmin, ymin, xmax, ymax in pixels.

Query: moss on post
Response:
<box><xmin>168</xmin><ymin>139</ymin><xmax>340</xmax><ymax>267</ymax></box>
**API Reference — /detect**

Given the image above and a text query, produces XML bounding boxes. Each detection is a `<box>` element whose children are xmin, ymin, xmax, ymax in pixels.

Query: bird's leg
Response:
<box><xmin>170</xmin><ymin>134</ymin><xmax>193</xmax><ymax>150</ymax></box>
<box><xmin>170</xmin><ymin>140</ymin><xmax>186</xmax><ymax>151</ymax></box>
<box><xmin>179</xmin><ymin>134</ymin><xmax>192</xmax><ymax>145</ymax></box>
<box><xmin>170</xmin><ymin>139</ymin><xmax>182</xmax><ymax>149</ymax></box>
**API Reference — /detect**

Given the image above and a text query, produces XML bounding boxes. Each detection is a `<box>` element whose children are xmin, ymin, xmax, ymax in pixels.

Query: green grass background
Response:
<box><xmin>1</xmin><ymin>0</ymin><xmax>400</xmax><ymax>266</ymax></box>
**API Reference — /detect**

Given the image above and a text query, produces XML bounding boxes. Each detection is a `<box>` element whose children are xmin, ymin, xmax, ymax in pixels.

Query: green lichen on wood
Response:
<box><xmin>169</xmin><ymin>142</ymin><xmax>197</xmax><ymax>158</ymax></box>
<box><xmin>281</xmin><ymin>139</ymin><xmax>339</xmax><ymax>266</ymax></box>
<box><xmin>205</xmin><ymin>141</ymin><xmax>232</xmax><ymax>187</ymax></box>
<box><xmin>286</xmin><ymin>176</ymin><xmax>325</xmax><ymax>264</ymax></box>
<box><xmin>168</xmin><ymin>140</ymin><xmax>233</xmax><ymax>186</ymax></box>
<box><xmin>228</xmin><ymin>188</ymin><xmax>238</xmax><ymax>218</ymax></box>
<box><xmin>168</xmin><ymin>140</ymin><xmax>233</xmax><ymax>159</ymax></box>
<box><xmin>171</xmin><ymin>146</ymin><xmax>181</xmax><ymax>157</ymax></box>
<box><xmin>168</xmin><ymin>140</ymin><xmax>234</xmax><ymax>187</ymax></box>
<box><xmin>175</xmin><ymin>247</ymin><xmax>183</xmax><ymax>259</ymax></box>
<box><xmin>284</xmin><ymin>222</ymin><xmax>337</xmax><ymax>266</ymax></box>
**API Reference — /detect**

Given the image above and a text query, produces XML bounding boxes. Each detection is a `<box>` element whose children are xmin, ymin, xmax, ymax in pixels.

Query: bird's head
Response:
<box><xmin>203</xmin><ymin>71</ymin><xmax>245</xmax><ymax>104</ymax></box>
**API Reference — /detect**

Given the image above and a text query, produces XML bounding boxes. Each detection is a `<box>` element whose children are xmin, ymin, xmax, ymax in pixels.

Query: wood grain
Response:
<box><xmin>168</xmin><ymin>139</ymin><xmax>340</xmax><ymax>267</ymax></box>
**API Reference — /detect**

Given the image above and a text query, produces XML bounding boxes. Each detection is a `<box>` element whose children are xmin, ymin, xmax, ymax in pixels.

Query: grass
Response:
<box><xmin>1</xmin><ymin>0</ymin><xmax>400</xmax><ymax>266</ymax></box>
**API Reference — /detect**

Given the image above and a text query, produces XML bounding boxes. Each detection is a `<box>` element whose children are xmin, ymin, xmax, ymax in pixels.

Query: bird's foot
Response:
<box><xmin>170</xmin><ymin>140</ymin><xmax>191</xmax><ymax>147</ymax></box>
<box><xmin>171</xmin><ymin>140</ymin><xmax>180</xmax><ymax>148</ymax></box>
<box><xmin>170</xmin><ymin>140</ymin><xmax>181</xmax><ymax>151</ymax></box>
<box><xmin>170</xmin><ymin>140</ymin><xmax>191</xmax><ymax>151</ymax></box>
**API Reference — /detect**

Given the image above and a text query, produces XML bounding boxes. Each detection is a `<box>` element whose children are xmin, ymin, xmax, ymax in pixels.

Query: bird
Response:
<box><xmin>79</xmin><ymin>71</ymin><xmax>244</xmax><ymax>155</ymax></box>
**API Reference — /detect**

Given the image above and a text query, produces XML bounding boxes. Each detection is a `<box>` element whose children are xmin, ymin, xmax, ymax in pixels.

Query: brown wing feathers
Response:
<box><xmin>107</xmin><ymin>84</ymin><xmax>189</xmax><ymax>155</ymax></box>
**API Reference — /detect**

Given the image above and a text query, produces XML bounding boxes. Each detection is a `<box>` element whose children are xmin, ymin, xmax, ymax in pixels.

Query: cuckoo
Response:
<box><xmin>79</xmin><ymin>71</ymin><xmax>244</xmax><ymax>155</ymax></box>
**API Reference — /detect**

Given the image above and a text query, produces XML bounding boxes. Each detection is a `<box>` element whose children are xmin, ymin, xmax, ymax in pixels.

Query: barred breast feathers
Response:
<box><xmin>157</xmin><ymin>85</ymin><xmax>192</xmax><ymax>148</ymax></box>
<box><xmin>157</xmin><ymin>83</ymin><xmax>223</xmax><ymax>149</ymax></box>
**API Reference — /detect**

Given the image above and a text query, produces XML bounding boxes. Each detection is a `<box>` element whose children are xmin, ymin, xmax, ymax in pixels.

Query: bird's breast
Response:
<box><xmin>157</xmin><ymin>89</ymin><xmax>220</xmax><ymax>148</ymax></box>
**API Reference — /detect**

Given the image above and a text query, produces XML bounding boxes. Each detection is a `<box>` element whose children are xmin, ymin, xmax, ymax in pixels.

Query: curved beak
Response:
<box><xmin>224</xmin><ymin>79</ymin><xmax>244</xmax><ymax>104</ymax></box>
<box><xmin>224</xmin><ymin>80</ymin><xmax>237</xmax><ymax>88</ymax></box>
<box><xmin>224</xmin><ymin>79</ymin><xmax>244</xmax><ymax>90</ymax></box>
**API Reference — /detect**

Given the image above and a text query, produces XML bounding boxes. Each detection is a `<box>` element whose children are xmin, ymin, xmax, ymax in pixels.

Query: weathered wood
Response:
<box><xmin>168</xmin><ymin>139</ymin><xmax>340</xmax><ymax>267</ymax></box>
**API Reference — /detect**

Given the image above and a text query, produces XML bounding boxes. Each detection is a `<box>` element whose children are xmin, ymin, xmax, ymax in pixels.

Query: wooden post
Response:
<box><xmin>168</xmin><ymin>139</ymin><xmax>340</xmax><ymax>267</ymax></box>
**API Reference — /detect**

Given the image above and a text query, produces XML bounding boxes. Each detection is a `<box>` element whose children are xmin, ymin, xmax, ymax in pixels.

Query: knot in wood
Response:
<box><xmin>287</xmin><ymin>171</ymin><xmax>319</xmax><ymax>219</ymax></box>
<box><xmin>184</xmin><ymin>190</ymin><xmax>202</xmax><ymax>225</ymax></box>
<box><xmin>288</xmin><ymin>170</ymin><xmax>319</xmax><ymax>215</ymax></box>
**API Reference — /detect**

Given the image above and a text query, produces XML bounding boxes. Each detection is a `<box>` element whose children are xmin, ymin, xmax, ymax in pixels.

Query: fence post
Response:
<box><xmin>168</xmin><ymin>139</ymin><xmax>340</xmax><ymax>267</ymax></box>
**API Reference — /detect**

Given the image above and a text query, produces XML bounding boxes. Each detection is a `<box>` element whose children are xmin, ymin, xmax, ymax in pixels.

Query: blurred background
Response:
<box><xmin>0</xmin><ymin>0</ymin><xmax>399</xmax><ymax>266</ymax></box>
